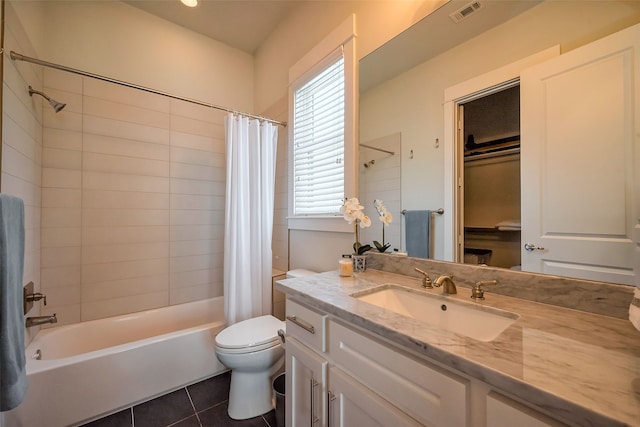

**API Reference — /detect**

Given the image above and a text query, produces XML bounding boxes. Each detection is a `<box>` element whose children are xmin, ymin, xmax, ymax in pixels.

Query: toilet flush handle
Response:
<box><xmin>277</xmin><ymin>329</ymin><xmax>286</xmax><ymax>344</ymax></box>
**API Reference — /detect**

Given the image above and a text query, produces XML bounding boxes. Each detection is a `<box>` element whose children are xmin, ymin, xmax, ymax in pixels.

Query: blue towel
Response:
<box><xmin>404</xmin><ymin>210</ymin><xmax>431</xmax><ymax>259</ymax></box>
<box><xmin>0</xmin><ymin>194</ymin><xmax>27</xmax><ymax>411</ymax></box>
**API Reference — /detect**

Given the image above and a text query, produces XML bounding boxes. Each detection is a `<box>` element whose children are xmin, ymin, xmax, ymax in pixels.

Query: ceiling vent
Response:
<box><xmin>450</xmin><ymin>1</ymin><xmax>483</xmax><ymax>23</ymax></box>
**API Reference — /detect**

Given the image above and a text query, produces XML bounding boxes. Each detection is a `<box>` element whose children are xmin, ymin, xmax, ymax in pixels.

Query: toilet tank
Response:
<box><xmin>286</xmin><ymin>269</ymin><xmax>316</xmax><ymax>279</ymax></box>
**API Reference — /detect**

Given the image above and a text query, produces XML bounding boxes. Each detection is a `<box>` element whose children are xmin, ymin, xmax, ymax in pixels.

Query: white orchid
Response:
<box><xmin>372</xmin><ymin>199</ymin><xmax>392</xmax><ymax>252</ymax></box>
<box><xmin>341</xmin><ymin>197</ymin><xmax>371</xmax><ymax>255</ymax></box>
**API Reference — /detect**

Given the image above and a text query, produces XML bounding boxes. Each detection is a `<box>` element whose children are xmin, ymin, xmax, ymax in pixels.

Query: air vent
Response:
<box><xmin>450</xmin><ymin>1</ymin><xmax>483</xmax><ymax>23</ymax></box>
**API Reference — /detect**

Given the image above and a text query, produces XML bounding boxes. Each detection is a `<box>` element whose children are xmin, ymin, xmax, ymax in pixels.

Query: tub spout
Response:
<box><xmin>26</xmin><ymin>313</ymin><xmax>57</xmax><ymax>328</ymax></box>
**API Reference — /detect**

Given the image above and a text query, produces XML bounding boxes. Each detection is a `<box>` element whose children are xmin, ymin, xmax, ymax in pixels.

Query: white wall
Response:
<box><xmin>23</xmin><ymin>1</ymin><xmax>254</xmax><ymax>112</ymax></box>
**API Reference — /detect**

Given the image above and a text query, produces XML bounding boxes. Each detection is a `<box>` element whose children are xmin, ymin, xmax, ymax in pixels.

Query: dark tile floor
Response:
<box><xmin>81</xmin><ymin>372</ymin><xmax>278</xmax><ymax>427</ymax></box>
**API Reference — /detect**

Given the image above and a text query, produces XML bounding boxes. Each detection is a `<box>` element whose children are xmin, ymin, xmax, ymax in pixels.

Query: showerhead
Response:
<box><xmin>28</xmin><ymin>85</ymin><xmax>66</xmax><ymax>113</ymax></box>
<box><xmin>363</xmin><ymin>159</ymin><xmax>375</xmax><ymax>168</ymax></box>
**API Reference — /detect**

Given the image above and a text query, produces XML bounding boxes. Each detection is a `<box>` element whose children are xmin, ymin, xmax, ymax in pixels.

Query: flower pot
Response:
<box><xmin>352</xmin><ymin>254</ymin><xmax>367</xmax><ymax>272</ymax></box>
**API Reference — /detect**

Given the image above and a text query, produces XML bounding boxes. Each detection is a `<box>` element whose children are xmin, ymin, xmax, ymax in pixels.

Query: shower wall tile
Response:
<box><xmin>84</xmin><ymin>134</ymin><xmax>170</xmax><ymax>160</ymax></box>
<box><xmin>81</xmin><ymin>291</ymin><xmax>169</xmax><ymax>322</ymax></box>
<box><xmin>83</xmin><ymin>97</ymin><xmax>170</xmax><ymax>129</ymax></box>
<box><xmin>82</xmin><ymin>275</ymin><xmax>169</xmax><ymax>302</ymax></box>
<box><xmin>82</xmin><ymin>190</ymin><xmax>169</xmax><ymax>209</ymax></box>
<box><xmin>44</xmin><ymin>69</ymin><xmax>82</xmax><ymax>95</ymax></box>
<box><xmin>82</xmin><ymin>258</ymin><xmax>169</xmax><ymax>285</ymax></box>
<box><xmin>83</xmin><ymin>171</ymin><xmax>169</xmax><ymax>193</ymax></box>
<box><xmin>41</xmin><ymin>246</ymin><xmax>81</xmax><ymax>268</ymax></box>
<box><xmin>42</xmin><ymin>147</ymin><xmax>82</xmax><ymax>169</ymax></box>
<box><xmin>43</xmin><ymin>128</ymin><xmax>82</xmax><ymax>151</ymax></box>
<box><xmin>83</xmin><ymin>78</ymin><xmax>169</xmax><ymax>113</ymax></box>
<box><xmin>83</xmin><ymin>152</ymin><xmax>169</xmax><ymax>176</ymax></box>
<box><xmin>42</xmin><ymin>168</ymin><xmax>81</xmax><ymax>188</ymax></box>
<box><xmin>82</xmin><ymin>226</ymin><xmax>168</xmax><ymax>246</ymax></box>
<box><xmin>41</xmin><ymin>227</ymin><xmax>81</xmax><ymax>247</ymax></box>
<box><xmin>83</xmin><ymin>115</ymin><xmax>170</xmax><ymax>145</ymax></box>
<box><xmin>82</xmin><ymin>242</ymin><xmax>170</xmax><ymax>265</ymax></box>
<box><xmin>41</xmin><ymin>265</ymin><xmax>81</xmax><ymax>288</ymax></box>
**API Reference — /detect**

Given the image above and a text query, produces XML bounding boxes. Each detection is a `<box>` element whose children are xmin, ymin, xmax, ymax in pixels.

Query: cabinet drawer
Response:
<box><xmin>329</xmin><ymin>319</ymin><xmax>468</xmax><ymax>427</ymax></box>
<box><xmin>286</xmin><ymin>298</ymin><xmax>327</xmax><ymax>352</ymax></box>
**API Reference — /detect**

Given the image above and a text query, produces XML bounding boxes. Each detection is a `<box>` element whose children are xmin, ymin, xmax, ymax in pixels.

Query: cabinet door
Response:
<box><xmin>520</xmin><ymin>23</ymin><xmax>640</xmax><ymax>284</ymax></box>
<box><xmin>328</xmin><ymin>367</ymin><xmax>423</xmax><ymax>427</ymax></box>
<box><xmin>286</xmin><ymin>337</ymin><xmax>328</xmax><ymax>427</ymax></box>
<box><xmin>486</xmin><ymin>392</ymin><xmax>567</xmax><ymax>427</ymax></box>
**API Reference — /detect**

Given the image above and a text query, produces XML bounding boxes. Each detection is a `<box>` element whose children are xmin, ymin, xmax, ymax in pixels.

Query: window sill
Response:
<box><xmin>287</xmin><ymin>216</ymin><xmax>353</xmax><ymax>233</ymax></box>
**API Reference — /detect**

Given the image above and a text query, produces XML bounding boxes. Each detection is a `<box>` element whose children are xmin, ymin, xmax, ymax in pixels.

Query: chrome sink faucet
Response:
<box><xmin>433</xmin><ymin>275</ymin><xmax>457</xmax><ymax>295</ymax></box>
<box><xmin>414</xmin><ymin>267</ymin><xmax>432</xmax><ymax>288</ymax></box>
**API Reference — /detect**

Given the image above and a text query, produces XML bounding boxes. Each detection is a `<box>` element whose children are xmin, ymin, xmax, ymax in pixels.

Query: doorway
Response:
<box><xmin>458</xmin><ymin>85</ymin><xmax>521</xmax><ymax>269</ymax></box>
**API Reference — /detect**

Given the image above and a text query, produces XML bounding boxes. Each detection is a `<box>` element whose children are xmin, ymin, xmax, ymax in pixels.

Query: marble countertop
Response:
<box><xmin>276</xmin><ymin>270</ymin><xmax>640</xmax><ymax>427</ymax></box>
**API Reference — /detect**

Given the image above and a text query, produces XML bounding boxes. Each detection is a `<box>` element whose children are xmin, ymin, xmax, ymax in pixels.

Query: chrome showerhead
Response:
<box><xmin>28</xmin><ymin>85</ymin><xmax>66</xmax><ymax>113</ymax></box>
<box><xmin>363</xmin><ymin>159</ymin><xmax>375</xmax><ymax>168</ymax></box>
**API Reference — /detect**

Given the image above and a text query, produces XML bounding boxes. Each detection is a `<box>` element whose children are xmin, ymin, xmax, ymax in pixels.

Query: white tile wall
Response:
<box><xmin>2</xmin><ymin>5</ymin><xmax>44</xmax><ymax>338</ymax></box>
<box><xmin>37</xmin><ymin>68</ymin><xmax>226</xmax><ymax>322</ymax></box>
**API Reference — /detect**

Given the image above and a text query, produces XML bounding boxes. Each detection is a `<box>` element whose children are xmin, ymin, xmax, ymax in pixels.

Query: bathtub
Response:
<box><xmin>4</xmin><ymin>297</ymin><xmax>227</xmax><ymax>427</ymax></box>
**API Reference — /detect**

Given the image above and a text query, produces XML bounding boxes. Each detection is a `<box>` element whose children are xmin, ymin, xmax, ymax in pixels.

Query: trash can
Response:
<box><xmin>273</xmin><ymin>372</ymin><xmax>285</xmax><ymax>427</ymax></box>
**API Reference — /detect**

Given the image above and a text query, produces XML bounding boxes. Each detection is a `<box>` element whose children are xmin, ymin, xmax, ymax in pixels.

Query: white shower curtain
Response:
<box><xmin>223</xmin><ymin>113</ymin><xmax>278</xmax><ymax>325</ymax></box>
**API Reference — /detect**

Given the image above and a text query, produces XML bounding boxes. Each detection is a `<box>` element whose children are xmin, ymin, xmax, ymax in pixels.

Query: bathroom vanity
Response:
<box><xmin>276</xmin><ymin>264</ymin><xmax>639</xmax><ymax>427</ymax></box>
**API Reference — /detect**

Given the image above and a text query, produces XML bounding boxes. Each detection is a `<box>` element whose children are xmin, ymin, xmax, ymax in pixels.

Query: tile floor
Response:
<box><xmin>80</xmin><ymin>372</ymin><xmax>279</xmax><ymax>427</ymax></box>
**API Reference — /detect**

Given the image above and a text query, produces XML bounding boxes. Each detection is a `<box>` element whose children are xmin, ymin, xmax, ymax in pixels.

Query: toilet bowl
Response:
<box><xmin>215</xmin><ymin>315</ymin><xmax>286</xmax><ymax>420</ymax></box>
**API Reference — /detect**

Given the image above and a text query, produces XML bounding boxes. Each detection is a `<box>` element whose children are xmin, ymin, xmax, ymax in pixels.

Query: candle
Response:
<box><xmin>339</xmin><ymin>259</ymin><xmax>353</xmax><ymax>277</ymax></box>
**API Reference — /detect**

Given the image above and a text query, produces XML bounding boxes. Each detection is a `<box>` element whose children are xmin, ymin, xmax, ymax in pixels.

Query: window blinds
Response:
<box><xmin>292</xmin><ymin>56</ymin><xmax>345</xmax><ymax>216</ymax></box>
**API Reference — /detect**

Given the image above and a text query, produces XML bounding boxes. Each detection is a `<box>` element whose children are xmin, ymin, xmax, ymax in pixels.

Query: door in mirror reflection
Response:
<box><xmin>520</xmin><ymin>24</ymin><xmax>639</xmax><ymax>285</ymax></box>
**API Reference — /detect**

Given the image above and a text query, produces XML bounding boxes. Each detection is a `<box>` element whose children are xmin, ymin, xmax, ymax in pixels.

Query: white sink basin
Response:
<box><xmin>352</xmin><ymin>285</ymin><xmax>519</xmax><ymax>342</ymax></box>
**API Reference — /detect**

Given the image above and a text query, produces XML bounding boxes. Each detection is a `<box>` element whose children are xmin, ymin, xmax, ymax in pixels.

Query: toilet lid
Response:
<box><xmin>215</xmin><ymin>315</ymin><xmax>285</xmax><ymax>350</ymax></box>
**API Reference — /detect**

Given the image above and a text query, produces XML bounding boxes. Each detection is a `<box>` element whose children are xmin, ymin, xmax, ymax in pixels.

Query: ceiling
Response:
<box><xmin>123</xmin><ymin>0</ymin><xmax>300</xmax><ymax>54</ymax></box>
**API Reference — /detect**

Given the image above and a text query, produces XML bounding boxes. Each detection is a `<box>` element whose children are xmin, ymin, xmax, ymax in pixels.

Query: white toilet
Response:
<box><xmin>215</xmin><ymin>269</ymin><xmax>316</xmax><ymax>420</ymax></box>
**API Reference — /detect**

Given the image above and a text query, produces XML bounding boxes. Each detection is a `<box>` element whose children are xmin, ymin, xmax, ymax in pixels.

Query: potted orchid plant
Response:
<box><xmin>373</xmin><ymin>199</ymin><xmax>393</xmax><ymax>253</ymax></box>
<box><xmin>340</xmin><ymin>197</ymin><xmax>372</xmax><ymax>255</ymax></box>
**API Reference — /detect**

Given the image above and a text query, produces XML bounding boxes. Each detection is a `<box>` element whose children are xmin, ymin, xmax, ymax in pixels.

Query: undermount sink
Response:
<box><xmin>352</xmin><ymin>284</ymin><xmax>519</xmax><ymax>342</ymax></box>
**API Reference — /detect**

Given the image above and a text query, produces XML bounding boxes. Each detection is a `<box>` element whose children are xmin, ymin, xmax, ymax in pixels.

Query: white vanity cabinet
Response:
<box><xmin>285</xmin><ymin>299</ymin><xmax>329</xmax><ymax>427</ymax></box>
<box><xmin>285</xmin><ymin>297</ymin><xmax>574</xmax><ymax>427</ymax></box>
<box><xmin>285</xmin><ymin>297</ymin><xmax>468</xmax><ymax>427</ymax></box>
<box><xmin>486</xmin><ymin>392</ymin><xmax>566</xmax><ymax>427</ymax></box>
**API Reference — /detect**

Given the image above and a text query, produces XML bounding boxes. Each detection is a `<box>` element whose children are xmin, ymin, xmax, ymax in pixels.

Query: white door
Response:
<box><xmin>520</xmin><ymin>24</ymin><xmax>639</xmax><ymax>285</ymax></box>
<box><xmin>286</xmin><ymin>337</ymin><xmax>328</xmax><ymax>427</ymax></box>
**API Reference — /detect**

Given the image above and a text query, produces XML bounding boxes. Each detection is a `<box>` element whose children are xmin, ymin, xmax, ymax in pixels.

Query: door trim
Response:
<box><xmin>442</xmin><ymin>46</ymin><xmax>560</xmax><ymax>262</ymax></box>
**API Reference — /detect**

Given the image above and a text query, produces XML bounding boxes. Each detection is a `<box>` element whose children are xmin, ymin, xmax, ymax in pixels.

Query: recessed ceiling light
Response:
<box><xmin>181</xmin><ymin>0</ymin><xmax>198</xmax><ymax>7</ymax></box>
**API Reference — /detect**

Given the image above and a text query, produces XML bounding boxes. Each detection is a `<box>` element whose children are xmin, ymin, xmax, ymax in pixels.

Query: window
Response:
<box><xmin>287</xmin><ymin>15</ymin><xmax>356</xmax><ymax>232</ymax></box>
<box><xmin>292</xmin><ymin>54</ymin><xmax>345</xmax><ymax>216</ymax></box>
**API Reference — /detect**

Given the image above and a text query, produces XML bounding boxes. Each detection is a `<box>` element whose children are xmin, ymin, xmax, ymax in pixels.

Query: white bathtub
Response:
<box><xmin>4</xmin><ymin>297</ymin><xmax>227</xmax><ymax>427</ymax></box>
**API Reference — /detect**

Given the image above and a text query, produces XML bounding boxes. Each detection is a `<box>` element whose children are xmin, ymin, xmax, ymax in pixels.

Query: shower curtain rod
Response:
<box><xmin>9</xmin><ymin>51</ymin><xmax>287</xmax><ymax>127</ymax></box>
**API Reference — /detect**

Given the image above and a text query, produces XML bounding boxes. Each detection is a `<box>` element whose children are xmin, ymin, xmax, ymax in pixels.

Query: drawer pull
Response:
<box><xmin>287</xmin><ymin>315</ymin><xmax>315</xmax><ymax>334</ymax></box>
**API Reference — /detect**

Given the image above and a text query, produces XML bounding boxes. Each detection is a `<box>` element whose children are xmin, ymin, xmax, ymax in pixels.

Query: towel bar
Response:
<box><xmin>401</xmin><ymin>208</ymin><xmax>444</xmax><ymax>215</ymax></box>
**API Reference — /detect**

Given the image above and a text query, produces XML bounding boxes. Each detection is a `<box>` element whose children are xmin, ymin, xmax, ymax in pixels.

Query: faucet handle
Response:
<box><xmin>471</xmin><ymin>280</ymin><xmax>497</xmax><ymax>300</ymax></box>
<box><xmin>414</xmin><ymin>268</ymin><xmax>432</xmax><ymax>288</ymax></box>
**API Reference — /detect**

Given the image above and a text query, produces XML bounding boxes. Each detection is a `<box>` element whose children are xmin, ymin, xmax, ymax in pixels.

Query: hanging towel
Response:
<box><xmin>404</xmin><ymin>210</ymin><xmax>431</xmax><ymax>259</ymax></box>
<box><xmin>0</xmin><ymin>194</ymin><xmax>27</xmax><ymax>411</ymax></box>
<box><xmin>629</xmin><ymin>287</ymin><xmax>640</xmax><ymax>332</ymax></box>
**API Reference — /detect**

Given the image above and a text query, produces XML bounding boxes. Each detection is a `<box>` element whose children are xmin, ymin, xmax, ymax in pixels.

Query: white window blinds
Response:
<box><xmin>292</xmin><ymin>55</ymin><xmax>345</xmax><ymax>216</ymax></box>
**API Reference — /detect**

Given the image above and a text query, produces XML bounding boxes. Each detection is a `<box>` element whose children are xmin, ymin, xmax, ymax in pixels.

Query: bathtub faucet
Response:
<box><xmin>26</xmin><ymin>313</ymin><xmax>58</xmax><ymax>328</ymax></box>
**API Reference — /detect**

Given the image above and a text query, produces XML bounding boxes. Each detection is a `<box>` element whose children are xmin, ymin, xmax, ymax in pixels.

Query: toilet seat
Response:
<box><xmin>215</xmin><ymin>315</ymin><xmax>284</xmax><ymax>354</ymax></box>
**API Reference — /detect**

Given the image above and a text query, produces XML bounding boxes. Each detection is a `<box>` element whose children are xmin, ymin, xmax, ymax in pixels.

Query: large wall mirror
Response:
<box><xmin>358</xmin><ymin>0</ymin><xmax>640</xmax><ymax>285</ymax></box>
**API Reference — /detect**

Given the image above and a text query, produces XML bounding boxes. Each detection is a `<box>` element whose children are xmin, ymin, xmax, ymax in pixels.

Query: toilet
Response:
<box><xmin>214</xmin><ymin>269</ymin><xmax>316</xmax><ymax>420</ymax></box>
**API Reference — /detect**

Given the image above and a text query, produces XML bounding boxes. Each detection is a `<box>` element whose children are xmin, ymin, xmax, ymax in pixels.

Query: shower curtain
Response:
<box><xmin>223</xmin><ymin>113</ymin><xmax>278</xmax><ymax>325</ymax></box>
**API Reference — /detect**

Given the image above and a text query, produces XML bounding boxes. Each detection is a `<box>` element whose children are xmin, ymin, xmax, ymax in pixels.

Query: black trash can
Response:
<box><xmin>273</xmin><ymin>372</ymin><xmax>285</xmax><ymax>427</ymax></box>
